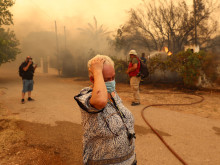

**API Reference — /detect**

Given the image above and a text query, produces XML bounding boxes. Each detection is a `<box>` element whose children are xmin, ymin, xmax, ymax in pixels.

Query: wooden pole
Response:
<box><xmin>64</xmin><ymin>26</ymin><xmax>66</xmax><ymax>51</ymax></box>
<box><xmin>55</xmin><ymin>21</ymin><xmax>60</xmax><ymax>75</ymax></box>
<box><xmin>193</xmin><ymin>0</ymin><xmax>198</xmax><ymax>46</ymax></box>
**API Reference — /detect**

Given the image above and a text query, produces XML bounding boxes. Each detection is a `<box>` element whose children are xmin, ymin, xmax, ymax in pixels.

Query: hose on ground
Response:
<box><xmin>141</xmin><ymin>92</ymin><xmax>204</xmax><ymax>165</ymax></box>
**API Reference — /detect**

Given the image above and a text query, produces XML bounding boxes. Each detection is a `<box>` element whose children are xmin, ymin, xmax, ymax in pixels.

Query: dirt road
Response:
<box><xmin>0</xmin><ymin>63</ymin><xmax>220</xmax><ymax>165</ymax></box>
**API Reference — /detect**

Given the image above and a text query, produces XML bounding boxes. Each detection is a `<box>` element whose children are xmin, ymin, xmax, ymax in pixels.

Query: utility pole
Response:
<box><xmin>193</xmin><ymin>0</ymin><xmax>197</xmax><ymax>46</ymax></box>
<box><xmin>64</xmin><ymin>26</ymin><xmax>66</xmax><ymax>51</ymax></box>
<box><xmin>55</xmin><ymin>21</ymin><xmax>59</xmax><ymax>55</ymax></box>
<box><xmin>55</xmin><ymin>21</ymin><xmax>60</xmax><ymax>75</ymax></box>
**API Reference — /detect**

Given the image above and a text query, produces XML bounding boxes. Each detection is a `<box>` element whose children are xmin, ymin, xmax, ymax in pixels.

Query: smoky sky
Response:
<box><xmin>11</xmin><ymin>0</ymin><xmax>143</xmax><ymax>39</ymax></box>
<box><xmin>10</xmin><ymin>0</ymin><xmax>220</xmax><ymax>41</ymax></box>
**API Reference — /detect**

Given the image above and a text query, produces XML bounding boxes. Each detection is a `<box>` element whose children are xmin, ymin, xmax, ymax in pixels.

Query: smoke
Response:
<box><xmin>11</xmin><ymin>0</ymin><xmax>143</xmax><ymax>37</ymax></box>
<box><xmin>8</xmin><ymin>0</ymin><xmax>144</xmax><ymax>76</ymax></box>
<box><xmin>4</xmin><ymin>0</ymin><xmax>219</xmax><ymax>77</ymax></box>
<box><xmin>9</xmin><ymin>1</ymin><xmax>142</xmax><ymax>60</ymax></box>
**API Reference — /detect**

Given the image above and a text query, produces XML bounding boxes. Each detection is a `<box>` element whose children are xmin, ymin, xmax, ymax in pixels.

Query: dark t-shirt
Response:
<box><xmin>20</xmin><ymin>62</ymin><xmax>35</xmax><ymax>80</ymax></box>
<box><xmin>140</xmin><ymin>57</ymin><xmax>147</xmax><ymax>64</ymax></box>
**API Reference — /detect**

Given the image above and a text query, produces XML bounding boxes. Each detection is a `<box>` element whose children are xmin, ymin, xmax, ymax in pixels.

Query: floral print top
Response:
<box><xmin>74</xmin><ymin>87</ymin><xmax>136</xmax><ymax>165</ymax></box>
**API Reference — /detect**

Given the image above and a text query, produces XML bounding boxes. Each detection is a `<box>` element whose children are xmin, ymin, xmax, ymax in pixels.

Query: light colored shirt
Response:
<box><xmin>74</xmin><ymin>87</ymin><xmax>136</xmax><ymax>165</ymax></box>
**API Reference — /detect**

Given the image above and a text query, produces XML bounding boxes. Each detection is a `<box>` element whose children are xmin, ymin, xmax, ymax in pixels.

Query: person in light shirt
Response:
<box><xmin>74</xmin><ymin>55</ymin><xmax>137</xmax><ymax>165</ymax></box>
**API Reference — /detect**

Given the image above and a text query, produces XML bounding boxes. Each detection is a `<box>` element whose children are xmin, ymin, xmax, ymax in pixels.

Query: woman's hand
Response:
<box><xmin>89</xmin><ymin>58</ymin><xmax>108</xmax><ymax>110</ymax></box>
<box><xmin>89</xmin><ymin>58</ymin><xmax>105</xmax><ymax>75</ymax></box>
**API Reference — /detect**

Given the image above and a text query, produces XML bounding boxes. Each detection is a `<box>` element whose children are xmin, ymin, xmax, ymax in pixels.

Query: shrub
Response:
<box><xmin>148</xmin><ymin>49</ymin><xmax>218</xmax><ymax>87</ymax></box>
<box><xmin>111</xmin><ymin>57</ymin><xmax>129</xmax><ymax>83</ymax></box>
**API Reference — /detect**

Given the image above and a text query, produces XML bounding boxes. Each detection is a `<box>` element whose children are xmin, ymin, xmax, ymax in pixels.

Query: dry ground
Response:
<box><xmin>0</xmin><ymin>64</ymin><xmax>220</xmax><ymax>165</ymax></box>
<box><xmin>74</xmin><ymin>77</ymin><xmax>220</xmax><ymax>120</ymax></box>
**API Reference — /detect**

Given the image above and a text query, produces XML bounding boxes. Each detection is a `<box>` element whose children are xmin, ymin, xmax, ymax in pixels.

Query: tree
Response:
<box><xmin>77</xmin><ymin>17</ymin><xmax>111</xmax><ymax>53</ymax></box>
<box><xmin>0</xmin><ymin>0</ymin><xmax>14</xmax><ymax>25</ymax></box>
<box><xmin>0</xmin><ymin>28</ymin><xmax>20</xmax><ymax>64</ymax></box>
<box><xmin>114</xmin><ymin>0</ymin><xmax>219</xmax><ymax>54</ymax></box>
<box><xmin>78</xmin><ymin>17</ymin><xmax>111</xmax><ymax>40</ymax></box>
<box><xmin>0</xmin><ymin>0</ymin><xmax>20</xmax><ymax>65</ymax></box>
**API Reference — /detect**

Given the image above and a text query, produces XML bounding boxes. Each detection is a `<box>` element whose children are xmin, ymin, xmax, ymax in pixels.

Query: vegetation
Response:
<box><xmin>0</xmin><ymin>0</ymin><xmax>20</xmax><ymax>66</ymax></box>
<box><xmin>78</xmin><ymin>17</ymin><xmax>110</xmax><ymax>39</ymax></box>
<box><xmin>111</xmin><ymin>56</ymin><xmax>128</xmax><ymax>82</ymax></box>
<box><xmin>0</xmin><ymin>28</ymin><xmax>20</xmax><ymax>64</ymax></box>
<box><xmin>110</xmin><ymin>0</ymin><xmax>220</xmax><ymax>87</ymax></box>
<box><xmin>148</xmin><ymin>50</ymin><xmax>218</xmax><ymax>87</ymax></box>
<box><xmin>114</xmin><ymin>0</ymin><xmax>219</xmax><ymax>54</ymax></box>
<box><xmin>77</xmin><ymin>17</ymin><xmax>111</xmax><ymax>54</ymax></box>
<box><xmin>0</xmin><ymin>0</ymin><xmax>14</xmax><ymax>26</ymax></box>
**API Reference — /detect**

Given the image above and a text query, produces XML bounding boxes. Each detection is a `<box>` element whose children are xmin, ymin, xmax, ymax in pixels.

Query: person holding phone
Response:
<box><xmin>19</xmin><ymin>56</ymin><xmax>37</xmax><ymax>104</ymax></box>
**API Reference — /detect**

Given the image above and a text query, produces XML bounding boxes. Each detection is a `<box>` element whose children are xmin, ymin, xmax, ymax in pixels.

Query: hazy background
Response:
<box><xmin>11</xmin><ymin>0</ymin><xmax>142</xmax><ymax>39</ymax></box>
<box><xmin>10</xmin><ymin>0</ymin><xmax>220</xmax><ymax>51</ymax></box>
<box><xmin>1</xmin><ymin>0</ymin><xmax>219</xmax><ymax>82</ymax></box>
<box><xmin>11</xmin><ymin>0</ymin><xmax>220</xmax><ymax>37</ymax></box>
<box><xmin>9</xmin><ymin>0</ymin><xmax>143</xmax><ymax>71</ymax></box>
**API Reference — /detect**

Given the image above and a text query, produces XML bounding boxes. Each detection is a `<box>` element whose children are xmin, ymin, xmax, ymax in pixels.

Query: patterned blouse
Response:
<box><xmin>74</xmin><ymin>87</ymin><xmax>136</xmax><ymax>165</ymax></box>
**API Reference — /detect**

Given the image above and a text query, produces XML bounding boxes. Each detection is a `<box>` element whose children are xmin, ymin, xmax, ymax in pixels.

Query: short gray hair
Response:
<box><xmin>88</xmin><ymin>54</ymin><xmax>114</xmax><ymax>77</ymax></box>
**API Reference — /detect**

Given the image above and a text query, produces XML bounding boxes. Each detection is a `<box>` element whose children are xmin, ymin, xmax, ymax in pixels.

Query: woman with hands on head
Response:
<box><xmin>74</xmin><ymin>55</ymin><xmax>137</xmax><ymax>165</ymax></box>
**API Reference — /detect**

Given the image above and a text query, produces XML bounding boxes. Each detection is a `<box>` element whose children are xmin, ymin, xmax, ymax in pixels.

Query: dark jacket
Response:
<box><xmin>20</xmin><ymin>62</ymin><xmax>35</xmax><ymax>80</ymax></box>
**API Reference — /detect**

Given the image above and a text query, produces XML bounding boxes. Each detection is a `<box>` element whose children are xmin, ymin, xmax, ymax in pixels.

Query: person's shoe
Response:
<box><xmin>131</xmin><ymin>102</ymin><xmax>140</xmax><ymax>106</ymax></box>
<box><xmin>28</xmin><ymin>97</ymin><xmax>34</xmax><ymax>101</ymax></box>
<box><xmin>21</xmin><ymin>99</ymin><xmax>25</xmax><ymax>104</ymax></box>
